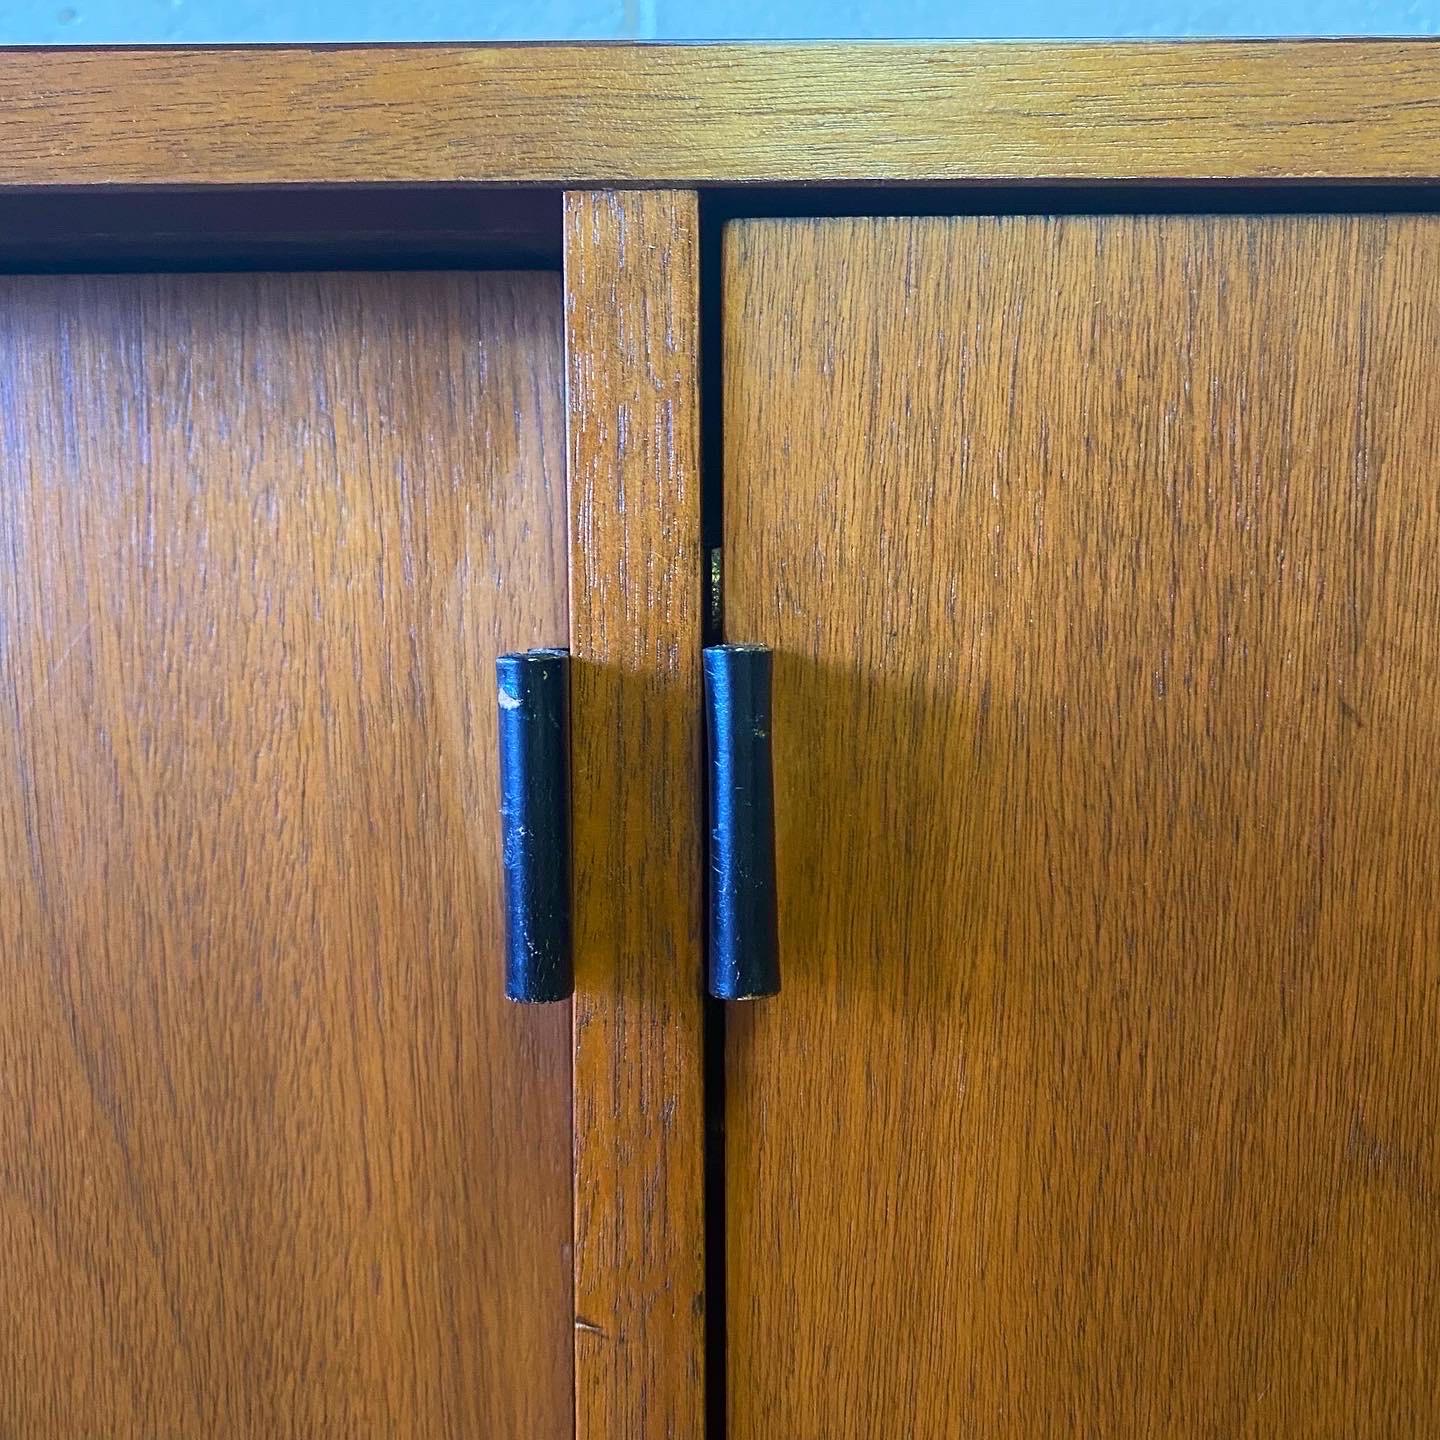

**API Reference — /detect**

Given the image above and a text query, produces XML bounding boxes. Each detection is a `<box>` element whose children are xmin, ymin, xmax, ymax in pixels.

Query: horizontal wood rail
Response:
<box><xmin>2</xmin><ymin>43</ymin><xmax>1439</xmax><ymax>188</ymax></box>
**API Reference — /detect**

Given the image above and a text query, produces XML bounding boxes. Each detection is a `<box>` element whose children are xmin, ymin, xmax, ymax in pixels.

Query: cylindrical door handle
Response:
<box><xmin>703</xmin><ymin>644</ymin><xmax>781</xmax><ymax>1000</ymax></box>
<box><xmin>496</xmin><ymin>648</ymin><xmax>572</xmax><ymax>1002</ymax></box>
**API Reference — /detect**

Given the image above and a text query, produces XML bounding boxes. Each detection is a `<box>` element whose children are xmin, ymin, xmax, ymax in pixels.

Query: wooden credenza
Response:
<box><xmin>2</xmin><ymin>43</ymin><xmax>1439</xmax><ymax>1438</ymax></box>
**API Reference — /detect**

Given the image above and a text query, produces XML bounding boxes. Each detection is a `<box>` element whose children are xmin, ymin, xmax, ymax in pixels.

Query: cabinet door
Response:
<box><xmin>0</xmin><ymin>273</ymin><xmax>572</xmax><ymax>1437</ymax></box>
<box><xmin>722</xmin><ymin>215</ymin><xmax>1440</xmax><ymax>1436</ymax></box>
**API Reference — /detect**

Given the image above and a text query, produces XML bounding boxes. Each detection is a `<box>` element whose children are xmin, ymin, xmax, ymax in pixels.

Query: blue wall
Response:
<box><xmin>5</xmin><ymin>0</ymin><xmax>1436</xmax><ymax>45</ymax></box>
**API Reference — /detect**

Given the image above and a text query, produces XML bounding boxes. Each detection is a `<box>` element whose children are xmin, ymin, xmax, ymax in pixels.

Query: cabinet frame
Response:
<box><xmin>3</xmin><ymin>40</ymin><xmax>1439</xmax><ymax>1439</ymax></box>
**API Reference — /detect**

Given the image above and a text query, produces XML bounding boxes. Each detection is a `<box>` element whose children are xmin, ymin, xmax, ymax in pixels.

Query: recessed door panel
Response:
<box><xmin>0</xmin><ymin>272</ymin><xmax>572</xmax><ymax>1437</ymax></box>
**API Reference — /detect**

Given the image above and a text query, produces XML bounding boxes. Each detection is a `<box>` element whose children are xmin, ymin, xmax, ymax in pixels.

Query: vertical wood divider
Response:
<box><xmin>563</xmin><ymin>189</ymin><xmax>707</xmax><ymax>1438</ymax></box>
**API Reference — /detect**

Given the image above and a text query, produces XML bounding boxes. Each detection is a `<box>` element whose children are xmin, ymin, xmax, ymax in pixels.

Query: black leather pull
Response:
<box><xmin>703</xmin><ymin>644</ymin><xmax>781</xmax><ymax>1000</ymax></box>
<box><xmin>496</xmin><ymin>648</ymin><xmax>572</xmax><ymax>1003</ymax></box>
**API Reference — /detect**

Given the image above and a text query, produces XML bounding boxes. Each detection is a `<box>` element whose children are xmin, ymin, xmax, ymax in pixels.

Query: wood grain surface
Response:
<box><xmin>565</xmin><ymin>190</ymin><xmax>707</xmax><ymax>1439</ymax></box>
<box><xmin>722</xmin><ymin>214</ymin><xmax>1440</xmax><ymax>1436</ymax></box>
<box><xmin>0</xmin><ymin>272</ymin><xmax>573</xmax><ymax>1436</ymax></box>
<box><xmin>3</xmin><ymin>44</ymin><xmax>1440</xmax><ymax>187</ymax></box>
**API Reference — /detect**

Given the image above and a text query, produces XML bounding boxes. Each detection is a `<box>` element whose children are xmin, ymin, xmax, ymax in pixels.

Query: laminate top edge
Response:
<box><xmin>2</xmin><ymin>42</ymin><xmax>1439</xmax><ymax>187</ymax></box>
